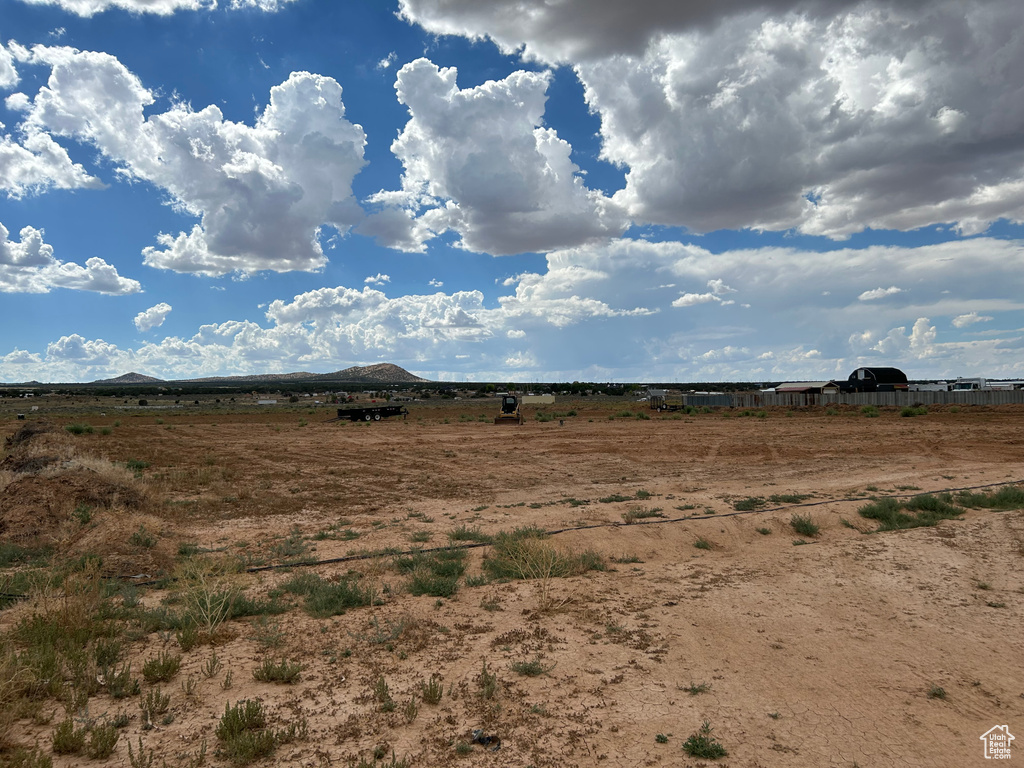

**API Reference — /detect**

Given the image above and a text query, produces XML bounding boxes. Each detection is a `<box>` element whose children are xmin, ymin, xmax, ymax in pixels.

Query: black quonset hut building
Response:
<box><xmin>840</xmin><ymin>367</ymin><xmax>909</xmax><ymax>393</ymax></box>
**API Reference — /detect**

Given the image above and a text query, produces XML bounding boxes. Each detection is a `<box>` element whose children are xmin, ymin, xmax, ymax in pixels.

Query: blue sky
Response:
<box><xmin>2</xmin><ymin>0</ymin><xmax>1023</xmax><ymax>383</ymax></box>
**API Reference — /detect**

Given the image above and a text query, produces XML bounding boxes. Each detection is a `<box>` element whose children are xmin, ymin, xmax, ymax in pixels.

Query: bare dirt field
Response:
<box><xmin>2</xmin><ymin>398</ymin><xmax>1023</xmax><ymax>767</ymax></box>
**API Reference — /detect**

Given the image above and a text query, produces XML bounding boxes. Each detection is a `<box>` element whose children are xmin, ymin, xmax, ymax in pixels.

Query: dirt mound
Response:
<box><xmin>3</xmin><ymin>421</ymin><xmax>54</xmax><ymax>450</ymax></box>
<box><xmin>1</xmin><ymin>420</ymin><xmax>74</xmax><ymax>475</ymax></box>
<box><xmin>0</xmin><ymin>467</ymin><xmax>145</xmax><ymax>545</ymax></box>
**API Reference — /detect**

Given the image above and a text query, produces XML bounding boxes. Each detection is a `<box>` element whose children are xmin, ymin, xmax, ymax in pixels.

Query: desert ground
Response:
<box><xmin>1</xmin><ymin>396</ymin><xmax>1023</xmax><ymax>767</ymax></box>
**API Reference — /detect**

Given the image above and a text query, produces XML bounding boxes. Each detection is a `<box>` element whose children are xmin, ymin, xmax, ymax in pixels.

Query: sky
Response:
<box><xmin>1</xmin><ymin>0</ymin><xmax>1024</xmax><ymax>384</ymax></box>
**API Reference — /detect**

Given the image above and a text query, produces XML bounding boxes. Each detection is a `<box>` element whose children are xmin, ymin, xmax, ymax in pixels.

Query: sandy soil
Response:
<box><xmin>2</xmin><ymin>399</ymin><xmax>1023</xmax><ymax>767</ymax></box>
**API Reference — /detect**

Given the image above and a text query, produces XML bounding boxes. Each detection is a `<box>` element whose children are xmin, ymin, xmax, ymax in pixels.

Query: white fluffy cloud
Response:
<box><xmin>364</xmin><ymin>59</ymin><xmax>627</xmax><ymax>255</ymax></box>
<box><xmin>18</xmin><ymin>47</ymin><xmax>366</xmax><ymax>276</ymax></box>
<box><xmin>673</xmin><ymin>279</ymin><xmax>737</xmax><ymax>308</ymax></box>
<box><xmin>15</xmin><ymin>0</ymin><xmax>296</xmax><ymax>16</ymax></box>
<box><xmin>0</xmin><ymin>129</ymin><xmax>103</xmax><ymax>197</ymax></box>
<box><xmin>858</xmin><ymin>286</ymin><xmax>904</xmax><ymax>301</ymax></box>
<box><xmin>1</xmin><ymin>45</ymin><xmax>104</xmax><ymax>198</ymax></box>
<box><xmin>134</xmin><ymin>302</ymin><xmax>172</xmax><ymax>332</ymax></box>
<box><xmin>0</xmin><ymin>43</ymin><xmax>18</xmax><ymax>88</ymax></box>
<box><xmin>4</xmin><ymin>234</ymin><xmax>1024</xmax><ymax>382</ymax></box>
<box><xmin>364</xmin><ymin>273</ymin><xmax>390</xmax><ymax>285</ymax></box>
<box><xmin>0</xmin><ymin>222</ymin><xmax>140</xmax><ymax>294</ymax></box>
<box><xmin>952</xmin><ymin>311</ymin><xmax>993</xmax><ymax>328</ymax></box>
<box><xmin>401</xmin><ymin>1</ymin><xmax>1024</xmax><ymax>240</ymax></box>
<box><xmin>46</xmin><ymin>333</ymin><xmax>123</xmax><ymax>364</ymax></box>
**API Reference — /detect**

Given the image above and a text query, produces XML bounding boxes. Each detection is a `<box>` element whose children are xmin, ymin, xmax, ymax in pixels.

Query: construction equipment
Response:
<box><xmin>494</xmin><ymin>394</ymin><xmax>524</xmax><ymax>425</ymax></box>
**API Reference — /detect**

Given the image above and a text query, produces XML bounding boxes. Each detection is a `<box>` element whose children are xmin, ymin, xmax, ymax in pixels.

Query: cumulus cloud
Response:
<box><xmin>868</xmin><ymin>318</ymin><xmax>937</xmax><ymax>357</ymax></box>
<box><xmin>402</xmin><ymin>1</ymin><xmax>1024</xmax><ymax>240</ymax></box>
<box><xmin>952</xmin><ymin>311</ymin><xmax>993</xmax><ymax>328</ymax></box>
<box><xmin>673</xmin><ymin>278</ymin><xmax>737</xmax><ymax>307</ymax></box>
<box><xmin>0</xmin><ymin>42</ymin><xmax>18</xmax><ymax>88</ymax></box>
<box><xmin>14</xmin><ymin>0</ymin><xmax>297</xmax><ymax>16</ymax></box>
<box><xmin>364</xmin><ymin>273</ymin><xmax>390</xmax><ymax>285</ymax></box>
<box><xmin>134</xmin><ymin>302</ymin><xmax>172</xmax><ymax>332</ymax></box>
<box><xmin>0</xmin><ymin>130</ymin><xmax>105</xmax><ymax>197</ymax></box>
<box><xmin>858</xmin><ymin>286</ymin><xmax>904</xmax><ymax>301</ymax></box>
<box><xmin>399</xmin><ymin>0</ymin><xmax>956</xmax><ymax>64</ymax></box>
<box><xmin>18</xmin><ymin>47</ymin><xmax>366</xmax><ymax>276</ymax></box>
<box><xmin>428</xmin><ymin>278</ymin><xmax>443</xmax><ymax>287</ymax></box>
<box><xmin>365</xmin><ymin>58</ymin><xmax>627</xmax><ymax>255</ymax></box>
<box><xmin>46</xmin><ymin>333</ymin><xmax>122</xmax><ymax>363</ymax></box>
<box><xmin>0</xmin><ymin>222</ymin><xmax>141</xmax><ymax>294</ymax></box>
<box><xmin>1</xmin><ymin>43</ymin><xmax>104</xmax><ymax>198</ymax></box>
<box><xmin>5</xmin><ymin>235</ymin><xmax>1024</xmax><ymax>382</ymax></box>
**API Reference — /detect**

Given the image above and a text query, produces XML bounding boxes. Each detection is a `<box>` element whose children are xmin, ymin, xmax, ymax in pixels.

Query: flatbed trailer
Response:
<box><xmin>327</xmin><ymin>405</ymin><xmax>409</xmax><ymax>422</ymax></box>
<box><xmin>649</xmin><ymin>394</ymin><xmax>683</xmax><ymax>411</ymax></box>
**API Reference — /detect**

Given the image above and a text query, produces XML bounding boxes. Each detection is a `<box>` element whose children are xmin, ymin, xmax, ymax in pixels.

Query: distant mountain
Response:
<box><xmin>311</xmin><ymin>364</ymin><xmax>430</xmax><ymax>384</ymax></box>
<box><xmin>14</xmin><ymin>364</ymin><xmax>430</xmax><ymax>388</ymax></box>
<box><xmin>91</xmin><ymin>372</ymin><xmax>164</xmax><ymax>384</ymax></box>
<box><xmin>178</xmin><ymin>363</ymin><xmax>429</xmax><ymax>386</ymax></box>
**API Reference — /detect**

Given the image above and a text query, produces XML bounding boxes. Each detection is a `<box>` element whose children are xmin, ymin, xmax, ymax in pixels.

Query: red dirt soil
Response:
<box><xmin>2</xmin><ymin>400</ymin><xmax>1023</xmax><ymax>767</ymax></box>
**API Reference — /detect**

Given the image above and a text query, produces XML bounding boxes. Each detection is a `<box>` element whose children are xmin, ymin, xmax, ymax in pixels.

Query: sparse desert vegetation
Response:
<box><xmin>1</xmin><ymin>398</ymin><xmax>1023</xmax><ymax>766</ymax></box>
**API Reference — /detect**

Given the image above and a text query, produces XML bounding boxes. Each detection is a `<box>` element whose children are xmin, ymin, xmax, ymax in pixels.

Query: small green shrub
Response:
<box><xmin>693</xmin><ymin>537</ymin><xmax>712</xmax><ymax>550</ymax></box>
<box><xmin>598</xmin><ymin>493</ymin><xmax>633</xmax><ymax>503</ymax></box>
<box><xmin>176</xmin><ymin>625</ymin><xmax>200</xmax><ymax>652</ymax></box>
<box><xmin>140</xmin><ymin>687</ymin><xmax>171</xmax><ymax>725</ymax></box>
<box><xmin>733</xmin><ymin>497</ymin><xmax>765</xmax><ymax>511</ymax></box>
<box><xmin>860</xmin><ymin>405</ymin><xmax>880</xmax><ymax>418</ymax></box>
<box><xmin>858</xmin><ymin>494</ymin><xmax>963</xmax><ymax>531</ymax></box>
<box><xmin>105</xmin><ymin>662</ymin><xmax>141</xmax><ymax>699</ymax></box>
<box><xmin>72</xmin><ymin>504</ymin><xmax>93</xmax><ymax>524</ymax></box>
<box><xmin>756</xmin><ymin>527</ymin><xmax>772</xmax><ymax>535</ymax></box>
<box><xmin>900</xmin><ymin>406</ymin><xmax>928</xmax><ymax>417</ymax></box>
<box><xmin>955</xmin><ymin>485</ymin><xmax>1024</xmax><ymax>510</ymax></box>
<box><xmin>447</xmin><ymin>525</ymin><xmax>493</xmax><ymax>543</ymax></box>
<box><xmin>407</xmin><ymin>572</ymin><xmax>460</xmax><ymax>598</ymax></box>
<box><xmin>790</xmin><ymin>514</ymin><xmax>819</xmax><ymax>537</ymax></box>
<box><xmin>252</xmin><ymin>658</ymin><xmax>302</xmax><ymax>684</ymax></box>
<box><xmin>64</xmin><ymin>423</ymin><xmax>93</xmax><ymax>435</ymax></box>
<box><xmin>215</xmin><ymin>699</ymin><xmax>300</xmax><ymax>765</ymax></box>
<box><xmin>217</xmin><ymin>700</ymin><xmax>267</xmax><ymax>740</ymax></box>
<box><xmin>421</xmin><ymin>675</ymin><xmax>443</xmax><ymax>705</ymax></box>
<box><xmin>509</xmin><ymin>658</ymin><xmax>555</xmax><ymax>677</ymax></box>
<box><xmin>86</xmin><ymin>723</ymin><xmax>119</xmax><ymax>759</ymax></box>
<box><xmin>281</xmin><ymin>573</ymin><xmax>372</xmax><ymax>617</ymax></box>
<box><xmin>129</xmin><ymin>525</ymin><xmax>157</xmax><ymax>549</ymax></box>
<box><xmin>52</xmin><ymin>719</ymin><xmax>86</xmax><ymax>754</ymax></box>
<box><xmin>622</xmin><ymin>505</ymin><xmax>665</xmax><ymax>524</ymax></box>
<box><xmin>482</xmin><ymin>528</ymin><xmax>604</xmax><ymax>581</ymax></box>
<box><xmin>768</xmin><ymin>493</ymin><xmax>812</xmax><ymax>504</ymax></box>
<box><xmin>927</xmin><ymin>685</ymin><xmax>947</xmax><ymax>700</ymax></box>
<box><xmin>373</xmin><ymin>676</ymin><xmax>394</xmax><ymax>711</ymax></box>
<box><xmin>682</xmin><ymin>720</ymin><xmax>728</xmax><ymax>759</ymax></box>
<box><xmin>682</xmin><ymin>681</ymin><xmax>711</xmax><ymax>695</ymax></box>
<box><xmin>142</xmin><ymin>651</ymin><xmax>181</xmax><ymax>683</ymax></box>
<box><xmin>477</xmin><ymin>661</ymin><xmax>499</xmax><ymax>700</ymax></box>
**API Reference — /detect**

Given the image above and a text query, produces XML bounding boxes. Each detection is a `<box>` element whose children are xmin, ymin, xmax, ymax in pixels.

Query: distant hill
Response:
<box><xmin>91</xmin><ymin>372</ymin><xmax>164</xmax><ymax>384</ymax></box>
<box><xmin>176</xmin><ymin>363</ymin><xmax>429</xmax><ymax>386</ymax></box>
<box><xmin>13</xmin><ymin>364</ymin><xmax>430</xmax><ymax>388</ymax></box>
<box><xmin>311</xmin><ymin>364</ymin><xmax>430</xmax><ymax>384</ymax></box>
